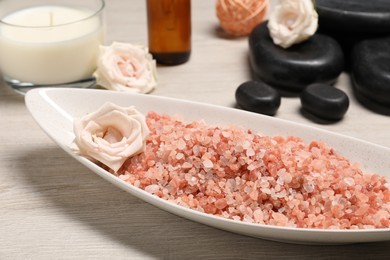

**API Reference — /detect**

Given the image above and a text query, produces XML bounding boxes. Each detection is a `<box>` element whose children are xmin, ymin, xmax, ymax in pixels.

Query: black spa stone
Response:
<box><xmin>316</xmin><ymin>0</ymin><xmax>390</xmax><ymax>34</ymax></box>
<box><xmin>351</xmin><ymin>36</ymin><xmax>390</xmax><ymax>107</ymax></box>
<box><xmin>249</xmin><ymin>22</ymin><xmax>344</xmax><ymax>92</ymax></box>
<box><xmin>317</xmin><ymin>27</ymin><xmax>387</xmax><ymax>71</ymax></box>
<box><xmin>235</xmin><ymin>80</ymin><xmax>281</xmax><ymax>116</ymax></box>
<box><xmin>300</xmin><ymin>83</ymin><xmax>349</xmax><ymax>121</ymax></box>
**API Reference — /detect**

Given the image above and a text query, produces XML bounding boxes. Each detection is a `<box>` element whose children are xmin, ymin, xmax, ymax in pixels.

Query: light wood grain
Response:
<box><xmin>1</xmin><ymin>0</ymin><xmax>390</xmax><ymax>259</ymax></box>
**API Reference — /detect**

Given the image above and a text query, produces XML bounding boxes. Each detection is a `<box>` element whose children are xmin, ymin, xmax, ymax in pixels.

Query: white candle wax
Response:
<box><xmin>0</xmin><ymin>6</ymin><xmax>104</xmax><ymax>85</ymax></box>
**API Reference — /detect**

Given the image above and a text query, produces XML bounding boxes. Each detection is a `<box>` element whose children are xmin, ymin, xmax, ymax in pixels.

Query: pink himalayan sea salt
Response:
<box><xmin>112</xmin><ymin>112</ymin><xmax>390</xmax><ymax>229</ymax></box>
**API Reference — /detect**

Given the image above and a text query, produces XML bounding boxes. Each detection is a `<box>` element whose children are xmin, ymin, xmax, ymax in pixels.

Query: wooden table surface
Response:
<box><xmin>1</xmin><ymin>0</ymin><xmax>389</xmax><ymax>259</ymax></box>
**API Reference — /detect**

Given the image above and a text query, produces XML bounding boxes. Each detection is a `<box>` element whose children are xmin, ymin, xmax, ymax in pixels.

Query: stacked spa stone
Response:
<box><xmin>316</xmin><ymin>0</ymin><xmax>390</xmax><ymax>112</ymax></box>
<box><xmin>241</xmin><ymin>20</ymin><xmax>348</xmax><ymax>120</ymax></box>
<box><xmin>237</xmin><ymin>0</ymin><xmax>390</xmax><ymax>119</ymax></box>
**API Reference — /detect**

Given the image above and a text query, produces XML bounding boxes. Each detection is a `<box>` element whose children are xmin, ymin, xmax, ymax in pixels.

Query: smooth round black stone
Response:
<box><xmin>235</xmin><ymin>80</ymin><xmax>281</xmax><ymax>116</ymax></box>
<box><xmin>351</xmin><ymin>36</ymin><xmax>390</xmax><ymax>107</ymax></box>
<box><xmin>317</xmin><ymin>27</ymin><xmax>387</xmax><ymax>71</ymax></box>
<box><xmin>300</xmin><ymin>84</ymin><xmax>349</xmax><ymax>121</ymax></box>
<box><xmin>316</xmin><ymin>0</ymin><xmax>390</xmax><ymax>34</ymax></box>
<box><xmin>249</xmin><ymin>22</ymin><xmax>344</xmax><ymax>92</ymax></box>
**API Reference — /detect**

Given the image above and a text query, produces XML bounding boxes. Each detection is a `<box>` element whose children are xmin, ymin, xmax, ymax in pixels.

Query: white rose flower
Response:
<box><xmin>73</xmin><ymin>102</ymin><xmax>149</xmax><ymax>172</ymax></box>
<box><xmin>94</xmin><ymin>42</ymin><xmax>157</xmax><ymax>93</ymax></box>
<box><xmin>267</xmin><ymin>0</ymin><xmax>318</xmax><ymax>48</ymax></box>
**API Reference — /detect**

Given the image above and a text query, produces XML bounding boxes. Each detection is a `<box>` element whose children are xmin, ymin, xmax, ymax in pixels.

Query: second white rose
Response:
<box><xmin>267</xmin><ymin>0</ymin><xmax>318</xmax><ymax>49</ymax></box>
<box><xmin>94</xmin><ymin>42</ymin><xmax>157</xmax><ymax>93</ymax></box>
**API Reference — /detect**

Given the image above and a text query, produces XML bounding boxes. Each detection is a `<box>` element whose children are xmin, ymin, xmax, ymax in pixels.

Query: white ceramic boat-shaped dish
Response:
<box><xmin>25</xmin><ymin>88</ymin><xmax>390</xmax><ymax>245</ymax></box>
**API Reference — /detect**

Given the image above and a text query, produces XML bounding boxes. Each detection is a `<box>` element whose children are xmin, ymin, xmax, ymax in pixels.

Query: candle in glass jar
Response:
<box><xmin>0</xmin><ymin>5</ymin><xmax>104</xmax><ymax>85</ymax></box>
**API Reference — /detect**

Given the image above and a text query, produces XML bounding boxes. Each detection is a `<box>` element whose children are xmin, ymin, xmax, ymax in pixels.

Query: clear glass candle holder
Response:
<box><xmin>0</xmin><ymin>0</ymin><xmax>105</xmax><ymax>94</ymax></box>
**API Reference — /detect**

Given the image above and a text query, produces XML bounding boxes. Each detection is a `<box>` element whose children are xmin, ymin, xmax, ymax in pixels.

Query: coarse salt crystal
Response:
<box><xmin>242</xmin><ymin>140</ymin><xmax>251</xmax><ymax>149</ymax></box>
<box><xmin>246</xmin><ymin>148</ymin><xmax>255</xmax><ymax>157</ymax></box>
<box><xmin>215</xmin><ymin>198</ymin><xmax>228</xmax><ymax>210</ymax></box>
<box><xmin>243</xmin><ymin>214</ymin><xmax>254</xmax><ymax>223</ymax></box>
<box><xmin>232</xmin><ymin>216</ymin><xmax>241</xmax><ymax>221</ymax></box>
<box><xmin>202</xmin><ymin>159</ymin><xmax>214</xmax><ymax>169</ymax></box>
<box><xmin>182</xmin><ymin>162</ymin><xmax>192</xmax><ymax>169</ymax></box>
<box><xmin>344</xmin><ymin>177</ymin><xmax>355</xmax><ymax>186</ymax></box>
<box><xmin>222</xmin><ymin>131</ymin><xmax>231</xmax><ymax>138</ymax></box>
<box><xmin>261</xmin><ymin>188</ymin><xmax>271</xmax><ymax>194</ymax></box>
<box><xmin>276</xmin><ymin>177</ymin><xmax>284</xmax><ymax>186</ymax></box>
<box><xmin>212</xmin><ymin>134</ymin><xmax>221</xmax><ymax>144</ymax></box>
<box><xmin>177</xmin><ymin>139</ymin><xmax>186</xmax><ymax>150</ymax></box>
<box><xmin>119</xmin><ymin>174</ymin><xmax>130</xmax><ymax>181</ymax></box>
<box><xmin>145</xmin><ymin>184</ymin><xmax>160</xmax><ymax>194</ymax></box>
<box><xmin>247</xmin><ymin>164</ymin><xmax>256</xmax><ymax>171</ymax></box>
<box><xmin>176</xmin><ymin>153</ymin><xmax>184</xmax><ymax>160</ymax></box>
<box><xmin>355</xmin><ymin>204</ymin><xmax>370</xmax><ymax>216</ymax></box>
<box><xmin>253</xmin><ymin>209</ymin><xmax>264</xmax><ymax>222</ymax></box>
<box><xmin>303</xmin><ymin>183</ymin><xmax>314</xmax><ymax>193</ymax></box>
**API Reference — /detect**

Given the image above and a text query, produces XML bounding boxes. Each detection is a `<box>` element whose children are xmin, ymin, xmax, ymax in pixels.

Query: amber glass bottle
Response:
<box><xmin>147</xmin><ymin>0</ymin><xmax>191</xmax><ymax>65</ymax></box>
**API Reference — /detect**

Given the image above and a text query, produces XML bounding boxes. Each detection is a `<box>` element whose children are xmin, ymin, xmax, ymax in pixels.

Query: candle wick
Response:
<box><xmin>49</xmin><ymin>11</ymin><xmax>53</xmax><ymax>26</ymax></box>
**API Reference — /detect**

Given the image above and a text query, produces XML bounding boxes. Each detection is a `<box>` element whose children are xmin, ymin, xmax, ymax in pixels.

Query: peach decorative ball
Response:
<box><xmin>216</xmin><ymin>0</ymin><xmax>269</xmax><ymax>37</ymax></box>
